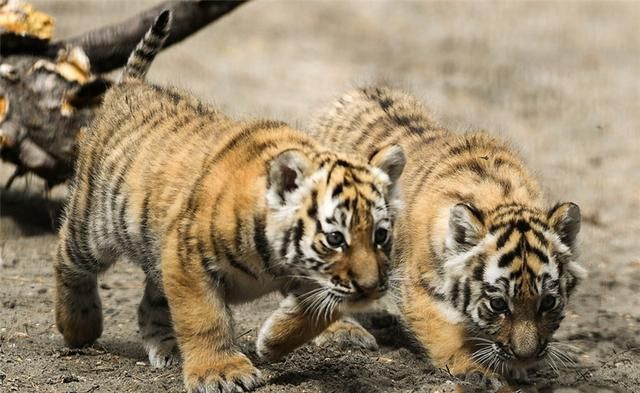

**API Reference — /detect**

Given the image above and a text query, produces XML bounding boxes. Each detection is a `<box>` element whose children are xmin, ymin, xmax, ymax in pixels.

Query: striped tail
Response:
<box><xmin>118</xmin><ymin>9</ymin><xmax>172</xmax><ymax>84</ymax></box>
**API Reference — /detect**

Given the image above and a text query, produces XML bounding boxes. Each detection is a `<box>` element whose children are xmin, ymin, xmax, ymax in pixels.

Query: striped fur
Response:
<box><xmin>118</xmin><ymin>9</ymin><xmax>171</xmax><ymax>84</ymax></box>
<box><xmin>310</xmin><ymin>87</ymin><xmax>585</xmax><ymax>377</ymax></box>
<box><xmin>54</xmin><ymin>78</ymin><xmax>405</xmax><ymax>390</ymax></box>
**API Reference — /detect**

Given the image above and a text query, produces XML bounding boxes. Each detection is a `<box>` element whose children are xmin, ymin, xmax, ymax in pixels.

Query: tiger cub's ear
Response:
<box><xmin>369</xmin><ymin>144</ymin><xmax>406</xmax><ymax>190</ymax></box>
<box><xmin>548</xmin><ymin>202</ymin><xmax>581</xmax><ymax>254</ymax></box>
<box><xmin>267</xmin><ymin>149</ymin><xmax>312</xmax><ymax>203</ymax></box>
<box><xmin>446</xmin><ymin>203</ymin><xmax>485</xmax><ymax>254</ymax></box>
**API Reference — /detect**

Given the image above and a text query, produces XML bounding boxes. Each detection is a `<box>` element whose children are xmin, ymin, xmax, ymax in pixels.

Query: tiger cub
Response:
<box><xmin>53</xmin><ymin>13</ymin><xmax>406</xmax><ymax>393</ymax></box>
<box><xmin>310</xmin><ymin>87</ymin><xmax>585</xmax><ymax>380</ymax></box>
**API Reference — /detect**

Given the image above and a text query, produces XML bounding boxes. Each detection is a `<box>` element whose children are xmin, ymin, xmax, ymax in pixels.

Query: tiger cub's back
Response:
<box><xmin>311</xmin><ymin>86</ymin><xmax>540</xmax><ymax>212</ymax></box>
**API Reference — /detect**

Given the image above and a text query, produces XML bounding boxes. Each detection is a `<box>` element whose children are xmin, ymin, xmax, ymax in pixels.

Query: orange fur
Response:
<box><xmin>55</xmin><ymin>80</ymin><xmax>406</xmax><ymax>393</ymax></box>
<box><xmin>311</xmin><ymin>87</ymin><xmax>584</xmax><ymax>385</ymax></box>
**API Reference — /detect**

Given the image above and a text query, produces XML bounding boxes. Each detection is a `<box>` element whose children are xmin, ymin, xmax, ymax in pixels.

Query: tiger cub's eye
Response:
<box><xmin>374</xmin><ymin>227</ymin><xmax>389</xmax><ymax>245</ymax></box>
<box><xmin>539</xmin><ymin>295</ymin><xmax>557</xmax><ymax>312</ymax></box>
<box><xmin>325</xmin><ymin>232</ymin><xmax>345</xmax><ymax>248</ymax></box>
<box><xmin>489</xmin><ymin>298</ymin><xmax>508</xmax><ymax>313</ymax></box>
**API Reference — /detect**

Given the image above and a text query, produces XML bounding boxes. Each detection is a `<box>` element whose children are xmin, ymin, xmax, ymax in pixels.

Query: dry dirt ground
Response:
<box><xmin>1</xmin><ymin>1</ymin><xmax>639</xmax><ymax>392</ymax></box>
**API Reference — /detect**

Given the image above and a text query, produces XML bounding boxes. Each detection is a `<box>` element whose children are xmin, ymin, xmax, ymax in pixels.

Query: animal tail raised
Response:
<box><xmin>118</xmin><ymin>9</ymin><xmax>172</xmax><ymax>84</ymax></box>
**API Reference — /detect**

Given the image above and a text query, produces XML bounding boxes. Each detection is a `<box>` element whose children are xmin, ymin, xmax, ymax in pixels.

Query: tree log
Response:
<box><xmin>0</xmin><ymin>1</ymin><xmax>248</xmax><ymax>188</ymax></box>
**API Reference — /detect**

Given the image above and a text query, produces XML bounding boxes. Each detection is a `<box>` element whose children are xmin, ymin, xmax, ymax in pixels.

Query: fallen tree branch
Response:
<box><xmin>0</xmin><ymin>1</ymin><xmax>249</xmax><ymax>188</ymax></box>
<box><xmin>51</xmin><ymin>1</ymin><xmax>246</xmax><ymax>73</ymax></box>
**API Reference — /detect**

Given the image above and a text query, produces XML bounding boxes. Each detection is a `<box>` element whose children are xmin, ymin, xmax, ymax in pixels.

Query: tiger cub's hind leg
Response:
<box><xmin>54</xmin><ymin>228</ymin><xmax>105</xmax><ymax>348</ymax></box>
<box><xmin>313</xmin><ymin>317</ymin><xmax>378</xmax><ymax>351</ymax></box>
<box><xmin>138</xmin><ymin>279</ymin><xmax>180</xmax><ymax>368</ymax></box>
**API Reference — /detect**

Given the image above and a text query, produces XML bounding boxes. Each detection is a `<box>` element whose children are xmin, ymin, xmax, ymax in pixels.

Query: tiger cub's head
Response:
<box><xmin>265</xmin><ymin>145</ymin><xmax>405</xmax><ymax>310</ymax></box>
<box><xmin>438</xmin><ymin>202</ymin><xmax>585</xmax><ymax>369</ymax></box>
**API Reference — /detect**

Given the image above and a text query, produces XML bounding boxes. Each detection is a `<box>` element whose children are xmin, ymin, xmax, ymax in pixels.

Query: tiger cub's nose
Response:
<box><xmin>352</xmin><ymin>276</ymin><xmax>388</xmax><ymax>299</ymax></box>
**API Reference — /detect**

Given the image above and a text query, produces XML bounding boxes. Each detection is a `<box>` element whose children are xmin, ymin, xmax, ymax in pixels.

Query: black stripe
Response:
<box><xmin>347</xmin><ymin>106</ymin><xmax>377</xmax><ymax>147</ymax></box>
<box><xmin>151</xmin><ymin>10</ymin><xmax>171</xmax><ymax>34</ymax></box>
<box><xmin>447</xmin><ymin>139</ymin><xmax>474</xmax><ymax>157</ymax></box>
<box><xmin>527</xmin><ymin>245</ymin><xmax>550</xmax><ymax>264</ymax></box>
<box><xmin>196</xmin><ymin>191</ymin><xmax>225</xmax><ymax>269</ymax></box>
<box><xmin>61</xmin><ymin>238</ymin><xmax>81</xmax><ymax>270</ymax></box>
<box><xmin>293</xmin><ymin>219</ymin><xmax>305</xmax><ymax>257</ymax></box>
<box><xmin>118</xmin><ymin>195</ymin><xmax>138</xmax><ymax>261</ymax></box>
<box><xmin>135</xmin><ymin>45</ymin><xmax>155</xmax><ymax>60</ymax></box>
<box><xmin>331</xmin><ymin>183</ymin><xmax>344</xmax><ymax>198</ymax></box>
<box><xmin>450</xmin><ymin>279</ymin><xmax>460</xmax><ymax>307</ymax></box>
<box><xmin>515</xmin><ymin>220</ymin><xmax>531</xmax><ymax>232</ymax></box>
<box><xmin>234</xmin><ymin>212</ymin><xmax>245</xmax><ymax>251</ymax></box>
<box><xmin>498</xmin><ymin>249</ymin><xmax>518</xmax><ymax>268</ymax></box>
<box><xmin>529</xmin><ymin>227</ymin><xmax>549</xmax><ymax>247</ymax></box>
<box><xmin>253</xmin><ymin>215</ymin><xmax>273</xmax><ymax>274</ymax></box>
<box><xmin>462</xmin><ymin>280</ymin><xmax>471</xmax><ymax>314</ymax></box>
<box><xmin>64</xmin><ymin>196</ymin><xmax>88</xmax><ymax>267</ymax></box>
<box><xmin>406</xmin><ymin>159</ymin><xmax>441</xmax><ymax>204</ymax></box>
<box><xmin>159</xmin><ymin>336</ymin><xmax>175</xmax><ymax>343</ymax></box>
<box><xmin>72</xmin><ymin>171</ymin><xmax>97</xmax><ymax>264</ymax></box>
<box><xmin>496</xmin><ymin>228</ymin><xmax>514</xmax><ymax>248</ymax></box>
<box><xmin>225</xmin><ymin>249</ymin><xmax>258</xmax><ymax>280</ymax></box>
<box><xmin>140</xmin><ymin>193</ymin><xmax>154</xmax><ymax>267</ymax></box>
<box><xmin>473</xmin><ymin>262</ymin><xmax>485</xmax><ymax>281</ymax></box>
<box><xmin>509</xmin><ymin>269</ymin><xmax>522</xmax><ymax>280</ymax></box>
<box><xmin>308</xmin><ymin>190</ymin><xmax>318</xmax><ymax>217</ymax></box>
<box><xmin>213</xmin><ymin>231</ymin><xmax>258</xmax><ymax>280</ymax></box>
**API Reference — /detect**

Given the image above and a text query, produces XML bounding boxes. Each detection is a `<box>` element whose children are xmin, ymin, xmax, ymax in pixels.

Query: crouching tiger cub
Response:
<box><xmin>310</xmin><ymin>87</ymin><xmax>585</xmax><ymax>382</ymax></box>
<box><xmin>54</xmin><ymin>13</ymin><xmax>406</xmax><ymax>393</ymax></box>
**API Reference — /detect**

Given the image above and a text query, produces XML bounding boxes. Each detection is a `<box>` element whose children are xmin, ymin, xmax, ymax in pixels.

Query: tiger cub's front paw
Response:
<box><xmin>183</xmin><ymin>352</ymin><xmax>264</xmax><ymax>393</ymax></box>
<box><xmin>313</xmin><ymin>318</ymin><xmax>378</xmax><ymax>351</ymax></box>
<box><xmin>455</xmin><ymin>371</ymin><xmax>507</xmax><ymax>393</ymax></box>
<box><xmin>55</xmin><ymin>289</ymin><xmax>103</xmax><ymax>348</ymax></box>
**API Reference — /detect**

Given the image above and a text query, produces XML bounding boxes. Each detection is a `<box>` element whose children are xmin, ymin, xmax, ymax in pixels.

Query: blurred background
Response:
<box><xmin>1</xmin><ymin>1</ymin><xmax>639</xmax><ymax>392</ymax></box>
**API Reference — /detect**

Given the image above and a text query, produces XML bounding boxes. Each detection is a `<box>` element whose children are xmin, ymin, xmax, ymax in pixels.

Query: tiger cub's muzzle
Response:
<box><xmin>351</xmin><ymin>278</ymin><xmax>388</xmax><ymax>301</ymax></box>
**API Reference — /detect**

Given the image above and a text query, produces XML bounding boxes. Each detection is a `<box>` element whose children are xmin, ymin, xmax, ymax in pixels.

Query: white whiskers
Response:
<box><xmin>297</xmin><ymin>287</ymin><xmax>341</xmax><ymax>325</ymax></box>
<box><xmin>545</xmin><ymin>342</ymin><xmax>577</xmax><ymax>372</ymax></box>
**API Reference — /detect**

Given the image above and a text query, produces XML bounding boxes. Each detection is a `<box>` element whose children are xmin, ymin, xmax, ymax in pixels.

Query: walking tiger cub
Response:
<box><xmin>53</xmin><ymin>12</ymin><xmax>406</xmax><ymax>393</ymax></box>
<box><xmin>311</xmin><ymin>87</ymin><xmax>585</xmax><ymax>381</ymax></box>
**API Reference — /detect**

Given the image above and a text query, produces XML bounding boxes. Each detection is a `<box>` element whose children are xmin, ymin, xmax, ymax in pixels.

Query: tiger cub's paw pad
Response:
<box><xmin>184</xmin><ymin>353</ymin><xmax>264</xmax><ymax>393</ymax></box>
<box><xmin>313</xmin><ymin>319</ymin><xmax>378</xmax><ymax>351</ymax></box>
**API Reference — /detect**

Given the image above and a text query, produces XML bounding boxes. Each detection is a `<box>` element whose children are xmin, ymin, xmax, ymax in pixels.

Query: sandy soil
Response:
<box><xmin>1</xmin><ymin>1</ymin><xmax>639</xmax><ymax>392</ymax></box>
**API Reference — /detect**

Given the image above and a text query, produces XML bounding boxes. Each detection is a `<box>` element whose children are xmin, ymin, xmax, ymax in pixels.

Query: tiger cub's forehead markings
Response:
<box><xmin>484</xmin><ymin>208</ymin><xmax>560</xmax><ymax>290</ymax></box>
<box><xmin>317</xmin><ymin>160</ymin><xmax>389</xmax><ymax>236</ymax></box>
